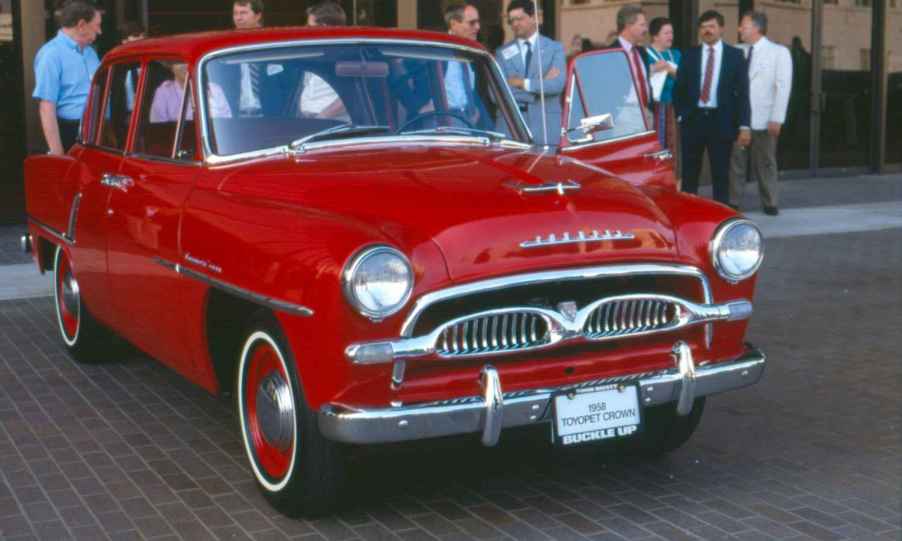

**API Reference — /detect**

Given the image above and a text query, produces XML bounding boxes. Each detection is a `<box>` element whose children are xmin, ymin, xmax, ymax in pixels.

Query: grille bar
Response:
<box><xmin>583</xmin><ymin>298</ymin><xmax>678</xmax><ymax>339</ymax></box>
<box><xmin>437</xmin><ymin>311</ymin><xmax>552</xmax><ymax>357</ymax></box>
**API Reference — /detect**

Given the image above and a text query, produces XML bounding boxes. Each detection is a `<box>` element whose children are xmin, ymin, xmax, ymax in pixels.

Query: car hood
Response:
<box><xmin>216</xmin><ymin>144</ymin><xmax>678</xmax><ymax>281</ymax></box>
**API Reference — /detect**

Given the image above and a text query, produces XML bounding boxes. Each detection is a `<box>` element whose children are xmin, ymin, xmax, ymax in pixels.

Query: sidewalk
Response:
<box><xmin>1</xmin><ymin>174</ymin><xmax>900</xmax><ymax>300</ymax></box>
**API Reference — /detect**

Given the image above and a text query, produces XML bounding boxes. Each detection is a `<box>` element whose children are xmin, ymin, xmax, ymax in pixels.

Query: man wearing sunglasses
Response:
<box><xmin>495</xmin><ymin>0</ymin><xmax>565</xmax><ymax>146</ymax></box>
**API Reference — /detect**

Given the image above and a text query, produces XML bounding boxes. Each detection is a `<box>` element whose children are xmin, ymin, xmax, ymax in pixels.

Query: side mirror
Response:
<box><xmin>566</xmin><ymin>113</ymin><xmax>615</xmax><ymax>144</ymax></box>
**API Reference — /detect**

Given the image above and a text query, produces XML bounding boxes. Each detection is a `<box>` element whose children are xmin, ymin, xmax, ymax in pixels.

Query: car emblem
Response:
<box><xmin>557</xmin><ymin>301</ymin><xmax>579</xmax><ymax>322</ymax></box>
<box><xmin>520</xmin><ymin>229</ymin><xmax>636</xmax><ymax>249</ymax></box>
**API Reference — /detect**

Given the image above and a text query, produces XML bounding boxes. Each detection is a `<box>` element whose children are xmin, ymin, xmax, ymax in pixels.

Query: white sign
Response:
<box><xmin>554</xmin><ymin>385</ymin><xmax>640</xmax><ymax>446</ymax></box>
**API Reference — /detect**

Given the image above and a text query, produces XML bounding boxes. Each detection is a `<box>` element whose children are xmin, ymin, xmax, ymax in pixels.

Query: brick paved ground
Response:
<box><xmin>0</xmin><ymin>228</ymin><xmax>900</xmax><ymax>541</ymax></box>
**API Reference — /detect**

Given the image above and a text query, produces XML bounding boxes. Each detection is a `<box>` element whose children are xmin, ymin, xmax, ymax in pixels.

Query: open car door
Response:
<box><xmin>560</xmin><ymin>49</ymin><xmax>675</xmax><ymax>189</ymax></box>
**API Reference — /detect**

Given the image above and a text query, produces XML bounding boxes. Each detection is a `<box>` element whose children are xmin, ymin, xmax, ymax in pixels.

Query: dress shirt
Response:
<box><xmin>239</xmin><ymin>63</ymin><xmax>262</xmax><ymax>113</ymax></box>
<box><xmin>618</xmin><ymin>36</ymin><xmax>647</xmax><ymax>105</ymax></box>
<box><xmin>299</xmin><ymin>73</ymin><xmax>348</xmax><ymax>120</ymax></box>
<box><xmin>445</xmin><ymin>61</ymin><xmax>474</xmax><ymax>111</ymax></box>
<box><xmin>698</xmin><ymin>40</ymin><xmax>723</xmax><ymax>108</ymax></box>
<box><xmin>150</xmin><ymin>80</ymin><xmax>232</xmax><ymax>123</ymax></box>
<box><xmin>518</xmin><ymin>32</ymin><xmax>539</xmax><ymax>92</ymax></box>
<box><xmin>32</xmin><ymin>30</ymin><xmax>100</xmax><ymax>120</ymax></box>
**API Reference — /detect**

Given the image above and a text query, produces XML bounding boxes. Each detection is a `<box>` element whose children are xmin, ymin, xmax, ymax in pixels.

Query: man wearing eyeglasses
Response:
<box><xmin>495</xmin><ymin>0</ymin><xmax>565</xmax><ymax>146</ymax></box>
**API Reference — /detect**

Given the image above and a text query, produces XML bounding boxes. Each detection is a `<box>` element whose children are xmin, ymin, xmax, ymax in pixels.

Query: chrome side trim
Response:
<box><xmin>399</xmin><ymin>264</ymin><xmax>715</xmax><ymax>341</ymax></box>
<box><xmin>154</xmin><ymin>258</ymin><xmax>314</xmax><ymax>317</ymax></box>
<box><xmin>66</xmin><ymin>193</ymin><xmax>82</xmax><ymax>243</ymax></box>
<box><xmin>346</xmin><ymin>294</ymin><xmax>751</xmax><ymax>365</ymax></box>
<box><xmin>196</xmin><ymin>38</ymin><xmax>532</xmax><ymax>162</ymax></box>
<box><xmin>28</xmin><ymin>216</ymin><xmax>72</xmax><ymax>245</ymax></box>
<box><xmin>318</xmin><ymin>345</ymin><xmax>766</xmax><ymax>445</ymax></box>
<box><xmin>560</xmin><ymin>130</ymin><xmax>657</xmax><ymax>153</ymax></box>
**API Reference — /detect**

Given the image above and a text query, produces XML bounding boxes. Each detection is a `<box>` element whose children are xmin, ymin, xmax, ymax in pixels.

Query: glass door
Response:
<box><xmin>0</xmin><ymin>0</ymin><xmax>24</xmax><ymax>224</ymax></box>
<box><xmin>818</xmin><ymin>0</ymin><xmax>873</xmax><ymax>169</ymax></box>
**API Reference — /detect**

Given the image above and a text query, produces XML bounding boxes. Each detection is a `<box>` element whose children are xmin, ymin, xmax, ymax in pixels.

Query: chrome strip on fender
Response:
<box><xmin>66</xmin><ymin>193</ymin><xmax>82</xmax><ymax>242</ymax></box>
<box><xmin>154</xmin><ymin>258</ymin><xmax>314</xmax><ymax>317</ymax></box>
<box><xmin>27</xmin><ymin>216</ymin><xmax>72</xmax><ymax>245</ymax></box>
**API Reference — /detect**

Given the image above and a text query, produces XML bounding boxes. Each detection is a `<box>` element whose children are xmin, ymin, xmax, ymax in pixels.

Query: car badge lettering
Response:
<box><xmin>506</xmin><ymin>180</ymin><xmax>581</xmax><ymax>195</ymax></box>
<box><xmin>520</xmin><ymin>229</ymin><xmax>636</xmax><ymax>249</ymax></box>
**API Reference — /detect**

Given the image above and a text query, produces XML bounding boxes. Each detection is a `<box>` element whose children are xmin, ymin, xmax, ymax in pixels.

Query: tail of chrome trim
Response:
<box><xmin>153</xmin><ymin>257</ymin><xmax>314</xmax><ymax>317</ymax></box>
<box><xmin>318</xmin><ymin>345</ymin><xmax>766</xmax><ymax>445</ymax></box>
<box><xmin>66</xmin><ymin>194</ymin><xmax>82</xmax><ymax>243</ymax></box>
<box><xmin>28</xmin><ymin>216</ymin><xmax>73</xmax><ymax>246</ymax></box>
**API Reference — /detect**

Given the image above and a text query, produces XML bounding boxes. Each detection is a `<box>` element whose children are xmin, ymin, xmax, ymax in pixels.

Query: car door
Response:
<box><xmin>559</xmin><ymin>49</ymin><xmax>675</xmax><ymax>189</ymax></box>
<box><xmin>106</xmin><ymin>59</ymin><xmax>200</xmax><ymax>373</ymax></box>
<box><xmin>69</xmin><ymin>64</ymin><xmax>121</xmax><ymax>326</ymax></box>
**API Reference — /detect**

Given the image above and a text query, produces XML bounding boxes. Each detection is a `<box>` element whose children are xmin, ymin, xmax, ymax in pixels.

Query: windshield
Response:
<box><xmin>200</xmin><ymin>42</ymin><xmax>529</xmax><ymax>156</ymax></box>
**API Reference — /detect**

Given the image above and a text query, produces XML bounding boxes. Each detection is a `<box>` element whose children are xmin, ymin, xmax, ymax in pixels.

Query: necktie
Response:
<box><xmin>631</xmin><ymin>47</ymin><xmax>649</xmax><ymax>107</ymax></box>
<box><xmin>700</xmin><ymin>46</ymin><xmax>715</xmax><ymax>105</ymax></box>
<box><xmin>747</xmin><ymin>45</ymin><xmax>754</xmax><ymax>75</ymax></box>
<box><xmin>523</xmin><ymin>41</ymin><xmax>532</xmax><ymax>77</ymax></box>
<box><xmin>249</xmin><ymin>63</ymin><xmax>262</xmax><ymax>102</ymax></box>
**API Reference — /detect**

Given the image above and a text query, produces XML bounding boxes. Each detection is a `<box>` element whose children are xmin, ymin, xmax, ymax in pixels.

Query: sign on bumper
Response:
<box><xmin>553</xmin><ymin>385</ymin><xmax>641</xmax><ymax>446</ymax></box>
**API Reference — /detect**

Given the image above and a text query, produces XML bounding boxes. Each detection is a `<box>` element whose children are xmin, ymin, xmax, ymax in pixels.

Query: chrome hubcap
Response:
<box><xmin>62</xmin><ymin>271</ymin><xmax>80</xmax><ymax>317</ymax></box>
<box><xmin>255</xmin><ymin>373</ymin><xmax>295</xmax><ymax>451</ymax></box>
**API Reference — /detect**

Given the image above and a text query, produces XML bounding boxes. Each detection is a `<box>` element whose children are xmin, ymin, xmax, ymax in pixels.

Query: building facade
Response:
<box><xmin>1</xmin><ymin>0</ymin><xmax>898</xmax><ymax>223</ymax></box>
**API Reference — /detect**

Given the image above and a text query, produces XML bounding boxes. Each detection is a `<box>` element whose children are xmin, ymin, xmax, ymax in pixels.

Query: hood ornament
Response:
<box><xmin>520</xmin><ymin>229</ymin><xmax>636</xmax><ymax>249</ymax></box>
<box><xmin>506</xmin><ymin>180</ymin><xmax>581</xmax><ymax>195</ymax></box>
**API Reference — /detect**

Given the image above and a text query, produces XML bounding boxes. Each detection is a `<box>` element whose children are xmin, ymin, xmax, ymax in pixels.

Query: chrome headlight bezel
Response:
<box><xmin>342</xmin><ymin>245</ymin><xmax>414</xmax><ymax>321</ymax></box>
<box><xmin>710</xmin><ymin>219</ymin><xmax>764</xmax><ymax>283</ymax></box>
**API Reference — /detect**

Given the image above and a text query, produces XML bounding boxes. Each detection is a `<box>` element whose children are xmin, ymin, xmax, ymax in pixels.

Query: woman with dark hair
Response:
<box><xmin>645</xmin><ymin>17</ymin><xmax>682</xmax><ymax>186</ymax></box>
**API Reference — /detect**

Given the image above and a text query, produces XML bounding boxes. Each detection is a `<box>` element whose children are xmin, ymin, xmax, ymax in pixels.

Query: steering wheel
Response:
<box><xmin>398</xmin><ymin>110</ymin><xmax>476</xmax><ymax>133</ymax></box>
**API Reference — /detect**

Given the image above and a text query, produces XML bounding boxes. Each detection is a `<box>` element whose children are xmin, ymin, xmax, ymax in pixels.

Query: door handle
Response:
<box><xmin>643</xmin><ymin>149</ymin><xmax>672</xmax><ymax>162</ymax></box>
<box><xmin>100</xmin><ymin>173</ymin><xmax>134</xmax><ymax>192</ymax></box>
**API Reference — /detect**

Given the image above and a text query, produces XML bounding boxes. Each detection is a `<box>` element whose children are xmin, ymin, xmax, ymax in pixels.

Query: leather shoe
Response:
<box><xmin>764</xmin><ymin>206</ymin><xmax>779</xmax><ymax>216</ymax></box>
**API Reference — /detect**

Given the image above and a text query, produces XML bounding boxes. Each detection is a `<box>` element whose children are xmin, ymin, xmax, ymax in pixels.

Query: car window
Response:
<box><xmin>134</xmin><ymin>60</ymin><xmax>194</xmax><ymax>159</ymax></box>
<box><xmin>84</xmin><ymin>66</ymin><xmax>108</xmax><ymax>145</ymax></box>
<box><xmin>97</xmin><ymin>62</ymin><xmax>140</xmax><ymax>151</ymax></box>
<box><xmin>567</xmin><ymin>51</ymin><xmax>650</xmax><ymax>144</ymax></box>
<box><xmin>202</xmin><ymin>43</ymin><xmax>526</xmax><ymax>156</ymax></box>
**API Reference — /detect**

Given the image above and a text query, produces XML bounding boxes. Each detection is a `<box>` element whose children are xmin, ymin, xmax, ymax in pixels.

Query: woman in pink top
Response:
<box><xmin>150</xmin><ymin>62</ymin><xmax>231</xmax><ymax>122</ymax></box>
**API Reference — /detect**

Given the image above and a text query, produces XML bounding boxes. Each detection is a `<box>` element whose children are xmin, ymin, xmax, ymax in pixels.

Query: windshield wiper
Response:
<box><xmin>289</xmin><ymin>124</ymin><xmax>392</xmax><ymax>150</ymax></box>
<box><xmin>400</xmin><ymin>125</ymin><xmax>508</xmax><ymax>140</ymax></box>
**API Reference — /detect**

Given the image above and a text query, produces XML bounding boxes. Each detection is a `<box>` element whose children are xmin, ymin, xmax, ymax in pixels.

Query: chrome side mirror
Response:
<box><xmin>566</xmin><ymin>113</ymin><xmax>615</xmax><ymax>144</ymax></box>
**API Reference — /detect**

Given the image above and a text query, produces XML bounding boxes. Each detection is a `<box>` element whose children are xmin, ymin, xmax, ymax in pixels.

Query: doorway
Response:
<box><xmin>0</xmin><ymin>0</ymin><xmax>24</xmax><ymax>224</ymax></box>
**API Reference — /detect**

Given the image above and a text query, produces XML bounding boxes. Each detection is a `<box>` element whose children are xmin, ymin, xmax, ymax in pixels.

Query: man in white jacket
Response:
<box><xmin>729</xmin><ymin>11</ymin><xmax>792</xmax><ymax>215</ymax></box>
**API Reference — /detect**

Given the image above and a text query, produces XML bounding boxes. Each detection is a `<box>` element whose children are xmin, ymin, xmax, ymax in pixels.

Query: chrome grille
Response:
<box><xmin>583</xmin><ymin>298</ymin><xmax>679</xmax><ymax>339</ymax></box>
<box><xmin>437</xmin><ymin>311</ymin><xmax>551</xmax><ymax>357</ymax></box>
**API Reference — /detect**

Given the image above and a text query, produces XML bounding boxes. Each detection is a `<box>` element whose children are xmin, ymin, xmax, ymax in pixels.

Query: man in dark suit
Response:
<box><xmin>605</xmin><ymin>4</ymin><xmax>653</xmax><ymax>116</ymax></box>
<box><xmin>673</xmin><ymin>10</ymin><xmax>751</xmax><ymax>205</ymax></box>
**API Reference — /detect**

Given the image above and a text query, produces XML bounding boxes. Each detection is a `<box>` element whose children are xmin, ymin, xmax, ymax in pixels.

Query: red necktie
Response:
<box><xmin>631</xmin><ymin>47</ymin><xmax>649</xmax><ymax>107</ymax></box>
<box><xmin>700</xmin><ymin>46</ymin><xmax>715</xmax><ymax>105</ymax></box>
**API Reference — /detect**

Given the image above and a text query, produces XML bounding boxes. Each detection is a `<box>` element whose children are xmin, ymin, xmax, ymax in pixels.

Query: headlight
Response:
<box><xmin>342</xmin><ymin>246</ymin><xmax>413</xmax><ymax>320</ymax></box>
<box><xmin>711</xmin><ymin>219</ymin><xmax>764</xmax><ymax>282</ymax></box>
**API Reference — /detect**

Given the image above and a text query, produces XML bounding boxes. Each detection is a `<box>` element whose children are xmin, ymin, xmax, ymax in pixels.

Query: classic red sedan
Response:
<box><xmin>23</xmin><ymin>26</ymin><xmax>765</xmax><ymax>516</ymax></box>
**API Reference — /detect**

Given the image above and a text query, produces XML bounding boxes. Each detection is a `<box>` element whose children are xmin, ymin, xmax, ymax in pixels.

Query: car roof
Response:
<box><xmin>105</xmin><ymin>26</ymin><xmax>487</xmax><ymax>64</ymax></box>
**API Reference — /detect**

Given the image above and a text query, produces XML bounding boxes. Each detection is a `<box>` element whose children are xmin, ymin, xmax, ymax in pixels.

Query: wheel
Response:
<box><xmin>627</xmin><ymin>397</ymin><xmax>706</xmax><ymax>457</ymax></box>
<box><xmin>236</xmin><ymin>314</ymin><xmax>345</xmax><ymax>517</ymax></box>
<box><xmin>52</xmin><ymin>244</ymin><xmax>114</xmax><ymax>362</ymax></box>
<box><xmin>398</xmin><ymin>110</ymin><xmax>475</xmax><ymax>133</ymax></box>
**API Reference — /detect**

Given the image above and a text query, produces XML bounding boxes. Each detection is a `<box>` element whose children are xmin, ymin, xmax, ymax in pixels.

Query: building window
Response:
<box><xmin>824</xmin><ymin>0</ymin><xmax>838</xmax><ymax>5</ymax></box>
<box><xmin>861</xmin><ymin>48</ymin><xmax>871</xmax><ymax>70</ymax></box>
<box><xmin>822</xmin><ymin>46</ymin><xmax>835</xmax><ymax>70</ymax></box>
<box><xmin>854</xmin><ymin>0</ymin><xmax>871</xmax><ymax>6</ymax></box>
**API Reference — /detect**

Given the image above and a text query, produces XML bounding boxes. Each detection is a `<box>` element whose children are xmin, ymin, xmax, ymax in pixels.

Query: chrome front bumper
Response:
<box><xmin>318</xmin><ymin>342</ymin><xmax>766</xmax><ymax>446</ymax></box>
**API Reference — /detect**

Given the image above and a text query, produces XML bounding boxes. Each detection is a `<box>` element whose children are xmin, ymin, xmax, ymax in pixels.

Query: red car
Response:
<box><xmin>23</xmin><ymin>27</ymin><xmax>765</xmax><ymax>516</ymax></box>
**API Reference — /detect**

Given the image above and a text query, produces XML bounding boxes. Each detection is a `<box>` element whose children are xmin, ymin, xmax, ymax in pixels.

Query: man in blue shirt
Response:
<box><xmin>33</xmin><ymin>1</ymin><xmax>102</xmax><ymax>155</ymax></box>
